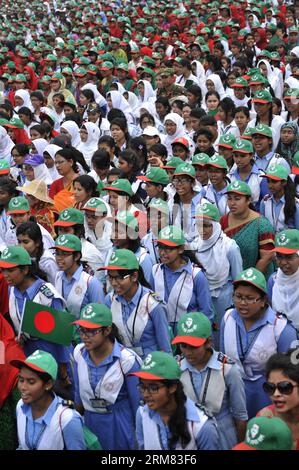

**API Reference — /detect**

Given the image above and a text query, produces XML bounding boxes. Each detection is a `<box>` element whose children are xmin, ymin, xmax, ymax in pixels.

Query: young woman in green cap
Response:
<box><xmin>220</xmin><ymin>267</ymin><xmax>297</xmax><ymax>418</ymax></box>
<box><xmin>133</xmin><ymin>351</ymin><xmax>219</xmax><ymax>450</ymax></box>
<box><xmin>103</xmin><ymin>248</ymin><xmax>172</xmax><ymax>359</ymax></box>
<box><xmin>73</xmin><ymin>303</ymin><xmax>141</xmax><ymax>450</ymax></box>
<box><xmin>141</xmin><ymin>199</ymin><xmax>170</xmax><ymax>265</ymax></box>
<box><xmin>200</xmin><ymin>154</ymin><xmax>230</xmax><ymax>217</ymax></box>
<box><xmin>11</xmin><ymin>350</ymin><xmax>85</xmax><ymax>450</ymax></box>
<box><xmin>173</xmin><ymin>312</ymin><xmax>248</xmax><ymax>449</ymax></box>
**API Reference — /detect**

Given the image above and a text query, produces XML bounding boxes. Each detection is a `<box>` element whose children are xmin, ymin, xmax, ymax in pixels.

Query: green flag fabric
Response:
<box><xmin>21</xmin><ymin>300</ymin><xmax>74</xmax><ymax>346</ymax></box>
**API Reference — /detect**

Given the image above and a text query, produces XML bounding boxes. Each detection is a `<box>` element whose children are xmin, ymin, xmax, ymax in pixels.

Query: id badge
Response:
<box><xmin>90</xmin><ymin>398</ymin><xmax>109</xmax><ymax>414</ymax></box>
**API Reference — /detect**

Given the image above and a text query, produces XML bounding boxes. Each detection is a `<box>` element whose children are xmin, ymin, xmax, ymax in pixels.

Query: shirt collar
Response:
<box><xmin>254</xmin><ymin>151</ymin><xmax>274</xmax><ymax>161</ymax></box>
<box><xmin>232</xmin><ymin>306</ymin><xmax>276</xmax><ymax>330</ymax></box>
<box><xmin>21</xmin><ymin>394</ymin><xmax>59</xmax><ymax>426</ymax></box>
<box><xmin>61</xmin><ymin>264</ymin><xmax>83</xmax><ymax>282</ymax></box>
<box><xmin>162</xmin><ymin>258</ymin><xmax>193</xmax><ymax>275</ymax></box>
<box><xmin>181</xmin><ymin>349</ymin><xmax>222</xmax><ymax>372</ymax></box>
<box><xmin>116</xmin><ymin>284</ymin><xmax>143</xmax><ymax>306</ymax></box>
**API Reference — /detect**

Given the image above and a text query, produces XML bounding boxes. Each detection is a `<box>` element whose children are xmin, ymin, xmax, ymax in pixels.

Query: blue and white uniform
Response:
<box><xmin>16</xmin><ymin>394</ymin><xmax>85</xmax><ymax>450</ymax></box>
<box><xmin>229</xmin><ymin>164</ymin><xmax>261</xmax><ymax>205</ymax></box>
<box><xmin>180</xmin><ymin>350</ymin><xmax>248</xmax><ymax>450</ymax></box>
<box><xmin>254</xmin><ymin>152</ymin><xmax>290</xmax><ymax>202</ymax></box>
<box><xmin>171</xmin><ymin>192</ymin><xmax>203</xmax><ymax>245</ymax></box>
<box><xmin>260</xmin><ymin>194</ymin><xmax>299</xmax><ymax>234</ymax></box>
<box><xmin>200</xmin><ymin>184</ymin><xmax>229</xmax><ymax>217</ymax></box>
<box><xmin>73</xmin><ymin>340</ymin><xmax>141</xmax><ymax>450</ymax></box>
<box><xmin>141</xmin><ymin>231</ymin><xmax>160</xmax><ymax>265</ymax></box>
<box><xmin>220</xmin><ymin>306</ymin><xmax>297</xmax><ymax>418</ymax></box>
<box><xmin>136</xmin><ymin>398</ymin><xmax>220</xmax><ymax>450</ymax></box>
<box><xmin>105</xmin><ymin>284</ymin><xmax>172</xmax><ymax>359</ymax></box>
<box><xmin>151</xmin><ymin>259</ymin><xmax>214</xmax><ymax>334</ymax></box>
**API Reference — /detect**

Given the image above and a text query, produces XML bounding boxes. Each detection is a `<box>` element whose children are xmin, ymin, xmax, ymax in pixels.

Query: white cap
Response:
<box><xmin>142</xmin><ymin>126</ymin><xmax>159</xmax><ymax>137</ymax></box>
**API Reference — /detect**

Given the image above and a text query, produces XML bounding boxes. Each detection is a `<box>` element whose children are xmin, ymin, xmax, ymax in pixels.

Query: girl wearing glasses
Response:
<box><xmin>73</xmin><ymin>303</ymin><xmax>141</xmax><ymax>450</ymax></box>
<box><xmin>220</xmin><ymin>267</ymin><xmax>297</xmax><ymax>418</ymax></box>
<box><xmin>133</xmin><ymin>351</ymin><xmax>219</xmax><ymax>450</ymax></box>
<box><xmin>257</xmin><ymin>350</ymin><xmax>299</xmax><ymax>449</ymax></box>
<box><xmin>200</xmin><ymin>154</ymin><xmax>230</xmax><ymax>217</ymax></box>
<box><xmin>103</xmin><ymin>249</ymin><xmax>172</xmax><ymax>359</ymax></box>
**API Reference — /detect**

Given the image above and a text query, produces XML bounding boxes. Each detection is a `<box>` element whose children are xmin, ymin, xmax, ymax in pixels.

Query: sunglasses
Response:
<box><xmin>263</xmin><ymin>381</ymin><xmax>298</xmax><ymax>396</ymax></box>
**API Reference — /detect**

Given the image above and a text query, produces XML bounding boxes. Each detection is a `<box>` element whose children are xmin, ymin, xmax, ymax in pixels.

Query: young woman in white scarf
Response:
<box><xmin>0</xmin><ymin>126</ymin><xmax>15</xmax><ymax>163</ymax></box>
<box><xmin>14</xmin><ymin>89</ymin><xmax>34</xmax><ymax>113</ymax></box>
<box><xmin>192</xmin><ymin>202</ymin><xmax>243</xmax><ymax>343</ymax></box>
<box><xmin>31</xmin><ymin>138</ymin><xmax>48</xmax><ymax>156</ymax></box>
<box><xmin>81</xmin><ymin>83</ymin><xmax>107</xmax><ymax>117</ymax></box>
<box><xmin>268</xmin><ymin>228</ymin><xmax>299</xmax><ymax>332</ymax></box>
<box><xmin>106</xmin><ymin>90</ymin><xmax>135</xmax><ymax>126</ymax></box>
<box><xmin>77</xmin><ymin>122</ymin><xmax>100</xmax><ymax>167</ymax></box>
<box><xmin>60</xmin><ymin>120</ymin><xmax>81</xmax><ymax>148</ymax></box>
<box><xmin>205</xmin><ymin>74</ymin><xmax>227</xmax><ymax>100</ymax></box>
<box><xmin>43</xmin><ymin>144</ymin><xmax>61</xmax><ymax>181</ymax></box>
<box><xmin>257</xmin><ymin>59</ymin><xmax>282</xmax><ymax>99</ymax></box>
<box><xmin>162</xmin><ymin>112</ymin><xmax>195</xmax><ymax>156</ymax></box>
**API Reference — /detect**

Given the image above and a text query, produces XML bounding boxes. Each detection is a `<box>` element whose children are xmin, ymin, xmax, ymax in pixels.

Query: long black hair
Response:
<box><xmin>16</xmin><ymin>222</ymin><xmax>44</xmax><ymax>262</ymax></box>
<box><xmin>283</xmin><ymin>177</ymin><xmax>297</xmax><ymax>224</ymax></box>
<box><xmin>73</xmin><ymin>174</ymin><xmax>98</xmax><ymax>198</ymax></box>
<box><xmin>0</xmin><ymin>177</ymin><xmax>18</xmax><ymax>212</ymax></box>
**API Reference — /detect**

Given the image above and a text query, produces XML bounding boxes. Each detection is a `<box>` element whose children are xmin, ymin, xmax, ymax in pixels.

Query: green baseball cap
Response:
<box><xmin>101</xmin><ymin>61</ymin><xmax>114</xmax><ymax>71</ymax></box>
<box><xmin>283</xmin><ymin>88</ymin><xmax>299</xmax><ymax>100</ymax></box>
<box><xmin>54</xmin><ymin>207</ymin><xmax>84</xmax><ymax>227</ymax></box>
<box><xmin>260</xmin><ymin>163</ymin><xmax>290</xmax><ymax>181</ymax></box>
<box><xmin>0</xmin><ymin>246</ymin><xmax>31</xmax><ymax>268</ymax></box>
<box><xmin>148</xmin><ymin>198</ymin><xmax>170</xmax><ymax>215</ymax></box>
<box><xmin>0</xmin><ymin>160</ymin><xmax>10</xmax><ymax>175</ymax></box>
<box><xmin>226</xmin><ymin>180</ymin><xmax>252</xmax><ymax>196</ymax></box>
<box><xmin>114</xmin><ymin>210</ymin><xmax>139</xmax><ymax>233</ymax></box>
<box><xmin>103</xmin><ymin>179</ymin><xmax>133</xmax><ymax>196</ymax></box>
<box><xmin>292</xmin><ymin>151</ymin><xmax>299</xmax><ymax>175</ymax></box>
<box><xmin>100</xmin><ymin>248</ymin><xmax>139</xmax><ymax>271</ymax></box>
<box><xmin>233</xmin><ymin>416</ymin><xmax>293</xmax><ymax>451</ymax></box>
<box><xmin>273</xmin><ymin>229</ymin><xmax>299</xmax><ymax>254</ymax></box>
<box><xmin>137</xmin><ymin>167</ymin><xmax>169</xmax><ymax>185</ymax></box>
<box><xmin>174</xmin><ymin>163</ymin><xmax>196</xmax><ymax>179</ymax></box>
<box><xmin>73</xmin><ymin>303</ymin><xmax>112</xmax><ymax>329</ymax></box>
<box><xmin>11</xmin><ymin>350</ymin><xmax>58</xmax><ymax>381</ymax></box>
<box><xmin>161</xmin><ymin>156</ymin><xmax>184</xmax><ymax>169</ymax></box>
<box><xmin>249</xmin><ymin>73</ymin><xmax>267</xmax><ymax>85</ymax></box>
<box><xmin>15</xmin><ymin>73</ymin><xmax>26</xmax><ymax>82</ymax></box>
<box><xmin>207</xmin><ymin>154</ymin><xmax>228</xmax><ymax>171</ymax></box>
<box><xmin>74</xmin><ymin>67</ymin><xmax>87</xmax><ymax>76</ymax></box>
<box><xmin>231</xmin><ymin>77</ymin><xmax>248</xmax><ymax>88</ymax></box>
<box><xmin>83</xmin><ymin>197</ymin><xmax>108</xmax><ymax>214</ymax></box>
<box><xmin>252</xmin><ymin>124</ymin><xmax>272</xmax><ymax>139</ymax></box>
<box><xmin>131</xmin><ymin>351</ymin><xmax>181</xmax><ymax>381</ymax></box>
<box><xmin>241</xmin><ymin>128</ymin><xmax>254</xmax><ymax>141</ymax></box>
<box><xmin>252</xmin><ymin>89</ymin><xmax>273</xmax><ymax>104</ymax></box>
<box><xmin>233</xmin><ymin>267</ymin><xmax>267</xmax><ymax>293</ymax></box>
<box><xmin>52</xmin><ymin>234</ymin><xmax>82</xmax><ymax>252</ymax></box>
<box><xmin>233</xmin><ymin>139</ymin><xmax>253</xmax><ymax>154</ymax></box>
<box><xmin>157</xmin><ymin>225</ymin><xmax>185</xmax><ymax>247</ymax></box>
<box><xmin>192</xmin><ymin>153</ymin><xmax>209</xmax><ymax>166</ymax></box>
<box><xmin>218</xmin><ymin>134</ymin><xmax>237</xmax><ymax>149</ymax></box>
<box><xmin>172</xmin><ymin>312</ymin><xmax>212</xmax><ymax>347</ymax></box>
<box><xmin>7</xmin><ymin>196</ymin><xmax>29</xmax><ymax>214</ymax></box>
<box><xmin>194</xmin><ymin>202</ymin><xmax>220</xmax><ymax>222</ymax></box>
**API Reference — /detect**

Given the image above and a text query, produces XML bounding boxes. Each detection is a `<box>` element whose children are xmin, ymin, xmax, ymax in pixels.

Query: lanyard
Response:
<box><xmin>125</xmin><ymin>287</ymin><xmax>144</xmax><ymax>342</ymax></box>
<box><xmin>271</xmin><ymin>198</ymin><xmax>284</xmax><ymax>232</ymax></box>
<box><xmin>163</xmin><ymin>269</ymin><xmax>188</xmax><ymax>328</ymax></box>
<box><xmin>237</xmin><ymin>324</ymin><xmax>264</xmax><ymax>363</ymax></box>
<box><xmin>25</xmin><ymin>417</ymin><xmax>47</xmax><ymax>450</ymax></box>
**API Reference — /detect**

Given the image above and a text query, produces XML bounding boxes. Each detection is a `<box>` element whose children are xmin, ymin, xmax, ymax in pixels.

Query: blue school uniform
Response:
<box><xmin>136</xmin><ymin>398</ymin><xmax>220</xmax><ymax>450</ymax></box>
<box><xmin>105</xmin><ymin>284</ymin><xmax>172</xmax><ymax>359</ymax></box>
<box><xmin>254</xmin><ymin>152</ymin><xmax>290</xmax><ymax>203</ymax></box>
<box><xmin>180</xmin><ymin>350</ymin><xmax>248</xmax><ymax>450</ymax></box>
<box><xmin>16</xmin><ymin>395</ymin><xmax>85</xmax><ymax>450</ymax></box>
<box><xmin>220</xmin><ymin>306</ymin><xmax>297</xmax><ymax>418</ymax></box>
<box><xmin>73</xmin><ymin>340</ymin><xmax>141</xmax><ymax>450</ymax></box>
<box><xmin>260</xmin><ymin>195</ymin><xmax>299</xmax><ymax>234</ymax></box>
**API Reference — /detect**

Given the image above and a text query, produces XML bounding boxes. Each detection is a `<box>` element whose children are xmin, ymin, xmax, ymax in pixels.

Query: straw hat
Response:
<box><xmin>16</xmin><ymin>180</ymin><xmax>54</xmax><ymax>204</ymax></box>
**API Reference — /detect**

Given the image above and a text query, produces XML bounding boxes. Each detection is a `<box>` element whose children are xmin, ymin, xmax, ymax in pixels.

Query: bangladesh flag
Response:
<box><xmin>21</xmin><ymin>300</ymin><xmax>74</xmax><ymax>346</ymax></box>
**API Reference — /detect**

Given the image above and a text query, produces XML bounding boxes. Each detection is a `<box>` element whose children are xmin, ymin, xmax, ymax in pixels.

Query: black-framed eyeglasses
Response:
<box><xmin>157</xmin><ymin>243</ymin><xmax>178</xmax><ymax>251</ymax></box>
<box><xmin>108</xmin><ymin>274</ymin><xmax>130</xmax><ymax>283</ymax></box>
<box><xmin>173</xmin><ymin>177</ymin><xmax>191</xmax><ymax>185</ymax></box>
<box><xmin>76</xmin><ymin>326</ymin><xmax>104</xmax><ymax>337</ymax></box>
<box><xmin>137</xmin><ymin>383</ymin><xmax>166</xmax><ymax>394</ymax></box>
<box><xmin>233</xmin><ymin>293</ymin><xmax>262</xmax><ymax>304</ymax></box>
<box><xmin>263</xmin><ymin>381</ymin><xmax>298</xmax><ymax>396</ymax></box>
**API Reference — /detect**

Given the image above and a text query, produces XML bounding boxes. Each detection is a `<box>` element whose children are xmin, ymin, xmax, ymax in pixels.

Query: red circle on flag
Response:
<box><xmin>34</xmin><ymin>311</ymin><xmax>56</xmax><ymax>334</ymax></box>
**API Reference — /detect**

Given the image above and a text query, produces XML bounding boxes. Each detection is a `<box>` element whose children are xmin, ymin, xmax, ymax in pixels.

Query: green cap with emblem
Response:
<box><xmin>161</xmin><ymin>156</ymin><xmax>184</xmax><ymax>169</ymax></box>
<box><xmin>103</xmin><ymin>178</ymin><xmax>133</xmax><ymax>196</ymax></box>
<box><xmin>7</xmin><ymin>196</ymin><xmax>29</xmax><ymax>214</ymax></box>
<box><xmin>252</xmin><ymin>123</ymin><xmax>272</xmax><ymax>139</ymax></box>
<box><xmin>260</xmin><ymin>163</ymin><xmax>290</xmax><ymax>181</ymax></box>
<box><xmin>207</xmin><ymin>154</ymin><xmax>228</xmax><ymax>171</ymax></box>
<box><xmin>100</xmin><ymin>248</ymin><xmax>139</xmax><ymax>271</ymax></box>
<box><xmin>148</xmin><ymin>198</ymin><xmax>170</xmax><ymax>215</ymax></box>
<box><xmin>83</xmin><ymin>197</ymin><xmax>108</xmax><ymax>214</ymax></box>
<box><xmin>192</xmin><ymin>153</ymin><xmax>209</xmax><ymax>166</ymax></box>
<box><xmin>52</xmin><ymin>234</ymin><xmax>82</xmax><ymax>252</ymax></box>
<box><xmin>15</xmin><ymin>73</ymin><xmax>26</xmax><ymax>82</ymax></box>
<box><xmin>10</xmin><ymin>350</ymin><xmax>58</xmax><ymax>381</ymax></box>
<box><xmin>0</xmin><ymin>160</ymin><xmax>10</xmax><ymax>175</ymax></box>
<box><xmin>233</xmin><ymin>267</ymin><xmax>267</xmax><ymax>293</ymax></box>
<box><xmin>131</xmin><ymin>351</ymin><xmax>181</xmax><ymax>381</ymax></box>
<box><xmin>249</xmin><ymin>73</ymin><xmax>267</xmax><ymax>85</ymax></box>
<box><xmin>218</xmin><ymin>134</ymin><xmax>237</xmax><ymax>149</ymax></box>
<box><xmin>114</xmin><ymin>210</ymin><xmax>139</xmax><ymax>233</ymax></box>
<box><xmin>194</xmin><ymin>202</ymin><xmax>220</xmax><ymax>222</ymax></box>
<box><xmin>226</xmin><ymin>180</ymin><xmax>252</xmax><ymax>196</ymax></box>
<box><xmin>231</xmin><ymin>77</ymin><xmax>248</xmax><ymax>88</ymax></box>
<box><xmin>272</xmin><ymin>229</ymin><xmax>299</xmax><ymax>254</ymax></box>
<box><xmin>0</xmin><ymin>246</ymin><xmax>31</xmax><ymax>268</ymax></box>
<box><xmin>174</xmin><ymin>163</ymin><xmax>196</xmax><ymax>179</ymax></box>
<box><xmin>157</xmin><ymin>225</ymin><xmax>185</xmax><ymax>247</ymax></box>
<box><xmin>252</xmin><ymin>89</ymin><xmax>273</xmax><ymax>103</ymax></box>
<box><xmin>292</xmin><ymin>151</ymin><xmax>299</xmax><ymax>175</ymax></box>
<box><xmin>172</xmin><ymin>312</ymin><xmax>212</xmax><ymax>347</ymax></box>
<box><xmin>283</xmin><ymin>88</ymin><xmax>299</xmax><ymax>100</ymax></box>
<box><xmin>54</xmin><ymin>207</ymin><xmax>84</xmax><ymax>227</ymax></box>
<box><xmin>73</xmin><ymin>303</ymin><xmax>113</xmax><ymax>329</ymax></box>
<box><xmin>233</xmin><ymin>416</ymin><xmax>293</xmax><ymax>450</ymax></box>
<box><xmin>233</xmin><ymin>139</ymin><xmax>253</xmax><ymax>154</ymax></box>
<box><xmin>137</xmin><ymin>167</ymin><xmax>169</xmax><ymax>185</ymax></box>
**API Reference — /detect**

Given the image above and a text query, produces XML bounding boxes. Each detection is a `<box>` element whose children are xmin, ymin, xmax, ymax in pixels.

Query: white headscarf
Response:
<box><xmin>60</xmin><ymin>120</ymin><xmax>81</xmax><ymax>147</ymax></box>
<box><xmin>272</xmin><ymin>265</ymin><xmax>299</xmax><ymax>330</ymax></box>
<box><xmin>285</xmin><ymin>76</ymin><xmax>299</xmax><ymax>89</ymax></box>
<box><xmin>290</xmin><ymin>46</ymin><xmax>299</xmax><ymax>58</ymax></box>
<box><xmin>108</xmin><ymin>90</ymin><xmax>135</xmax><ymax>125</ymax></box>
<box><xmin>257</xmin><ymin>59</ymin><xmax>281</xmax><ymax>98</ymax></box>
<box><xmin>206</xmin><ymin>74</ymin><xmax>226</xmax><ymax>100</ymax></box>
<box><xmin>137</xmin><ymin>80</ymin><xmax>156</xmax><ymax>105</ymax></box>
<box><xmin>0</xmin><ymin>126</ymin><xmax>14</xmax><ymax>162</ymax></box>
<box><xmin>125</xmin><ymin>91</ymin><xmax>139</xmax><ymax>115</ymax></box>
<box><xmin>113</xmin><ymin>82</ymin><xmax>126</xmax><ymax>94</ymax></box>
<box><xmin>32</xmin><ymin>138</ymin><xmax>48</xmax><ymax>156</ymax></box>
<box><xmin>192</xmin><ymin>60</ymin><xmax>207</xmax><ymax>96</ymax></box>
<box><xmin>43</xmin><ymin>144</ymin><xmax>62</xmax><ymax>181</ymax></box>
<box><xmin>32</xmin><ymin>163</ymin><xmax>53</xmax><ymax>185</ymax></box>
<box><xmin>81</xmin><ymin>83</ymin><xmax>107</xmax><ymax>108</ymax></box>
<box><xmin>163</xmin><ymin>112</ymin><xmax>191</xmax><ymax>154</ymax></box>
<box><xmin>195</xmin><ymin>220</ymin><xmax>233</xmax><ymax>294</ymax></box>
<box><xmin>14</xmin><ymin>90</ymin><xmax>34</xmax><ymax>112</ymax></box>
<box><xmin>77</xmin><ymin>122</ymin><xmax>100</xmax><ymax>167</ymax></box>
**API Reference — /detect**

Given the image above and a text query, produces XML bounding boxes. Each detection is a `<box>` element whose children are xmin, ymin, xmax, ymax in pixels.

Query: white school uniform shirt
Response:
<box><xmin>246</xmin><ymin>115</ymin><xmax>285</xmax><ymax>149</ymax></box>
